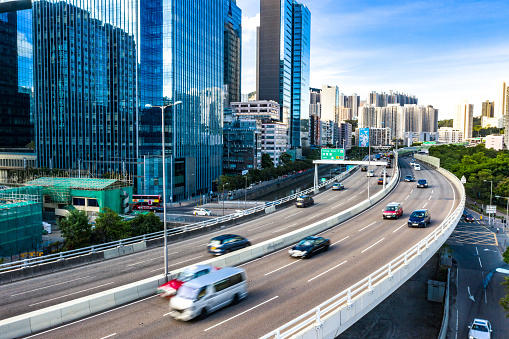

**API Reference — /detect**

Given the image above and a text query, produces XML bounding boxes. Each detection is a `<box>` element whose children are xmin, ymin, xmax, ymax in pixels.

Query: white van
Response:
<box><xmin>169</xmin><ymin>267</ymin><xmax>248</xmax><ymax>321</ymax></box>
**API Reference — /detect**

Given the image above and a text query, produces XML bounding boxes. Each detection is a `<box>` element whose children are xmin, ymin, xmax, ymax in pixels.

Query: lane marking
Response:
<box><xmin>307</xmin><ymin>212</ymin><xmax>324</xmax><ymax>220</ymax></box>
<box><xmin>29</xmin><ymin>282</ymin><xmax>115</xmax><ymax>306</ymax></box>
<box><xmin>149</xmin><ymin>255</ymin><xmax>204</xmax><ymax>272</ymax></box>
<box><xmin>475</xmin><ymin>247</ymin><xmax>479</xmax><ymax>255</ymax></box>
<box><xmin>204</xmin><ymin>296</ymin><xmax>279</xmax><ymax>332</ymax></box>
<box><xmin>428</xmin><ymin>195</ymin><xmax>432</xmax><ymax>200</ymax></box>
<box><xmin>126</xmin><ymin>254</ymin><xmax>178</xmax><ymax>267</ymax></box>
<box><xmin>347</xmin><ymin>196</ymin><xmax>356</xmax><ymax>201</ymax></box>
<box><xmin>24</xmin><ymin>295</ymin><xmax>157</xmax><ymax>338</ymax></box>
<box><xmin>100</xmin><ymin>334</ymin><xmax>116</xmax><ymax>339</ymax></box>
<box><xmin>478</xmin><ymin>257</ymin><xmax>482</xmax><ymax>268</ymax></box>
<box><xmin>404</xmin><ymin>195</ymin><xmax>410</xmax><ymax>201</ymax></box>
<box><xmin>264</xmin><ymin>260</ymin><xmax>301</xmax><ymax>276</ymax></box>
<box><xmin>327</xmin><ymin>196</ymin><xmax>335</xmax><ymax>201</ymax></box>
<box><xmin>308</xmin><ymin>260</ymin><xmax>347</xmax><ymax>282</ymax></box>
<box><xmin>422</xmin><ymin>202</ymin><xmax>428</xmax><ymax>208</ymax></box>
<box><xmin>332</xmin><ymin>236</ymin><xmax>349</xmax><ymax>246</ymax></box>
<box><xmin>392</xmin><ymin>223</ymin><xmax>406</xmax><ymax>233</ymax></box>
<box><xmin>11</xmin><ymin>276</ymin><xmax>91</xmax><ymax>296</ymax></box>
<box><xmin>285</xmin><ymin>212</ymin><xmax>302</xmax><ymax>219</ymax></box>
<box><xmin>410</xmin><ymin>189</ymin><xmax>414</xmax><ymax>194</ymax></box>
<box><xmin>272</xmin><ymin>223</ymin><xmax>298</xmax><ymax>233</ymax></box>
<box><xmin>432</xmin><ymin>190</ymin><xmax>434</xmax><ymax>194</ymax></box>
<box><xmin>361</xmin><ymin>238</ymin><xmax>385</xmax><ymax>253</ymax></box>
<box><xmin>358</xmin><ymin>221</ymin><xmax>376</xmax><ymax>232</ymax></box>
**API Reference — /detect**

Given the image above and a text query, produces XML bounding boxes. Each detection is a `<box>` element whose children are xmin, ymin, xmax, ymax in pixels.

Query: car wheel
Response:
<box><xmin>199</xmin><ymin>308</ymin><xmax>208</xmax><ymax>319</ymax></box>
<box><xmin>324</xmin><ymin>245</ymin><xmax>330</xmax><ymax>252</ymax></box>
<box><xmin>231</xmin><ymin>294</ymin><xmax>240</xmax><ymax>305</ymax></box>
<box><xmin>246</xmin><ymin>242</ymin><xmax>251</xmax><ymax>247</ymax></box>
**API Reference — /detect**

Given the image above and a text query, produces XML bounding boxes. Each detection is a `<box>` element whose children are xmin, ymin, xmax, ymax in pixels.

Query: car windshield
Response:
<box><xmin>177</xmin><ymin>269</ymin><xmax>203</xmax><ymax>282</ymax></box>
<box><xmin>209</xmin><ymin>240</ymin><xmax>222</xmax><ymax>246</ymax></box>
<box><xmin>411</xmin><ymin>212</ymin><xmax>425</xmax><ymax>218</ymax></box>
<box><xmin>297</xmin><ymin>197</ymin><xmax>306</xmax><ymax>202</ymax></box>
<box><xmin>177</xmin><ymin>285</ymin><xmax>200</xmax><ymax>300</ymax></box>
<box><xmin>385</xmin><ymin>206</ymin><xmax>397</xmax><ymax>211</ymax></box>
<box><xmin>298</xmin><ymin>239</ymin><xmax>315</xmax><ymax>246</ymax></box>
<box><xmin>418</xmin><ymin>180</ymin><xmax>426</xmax><ymax>184</ymax></box>
<box><xmin>405</xmin><ymin>176</ymin><xmax>412</xmax><ymax>179</ymax></box>
<box><xmin>471</xmin><ymin>324</ymin><xmax>488</xmax><ymax>332</ymax></box>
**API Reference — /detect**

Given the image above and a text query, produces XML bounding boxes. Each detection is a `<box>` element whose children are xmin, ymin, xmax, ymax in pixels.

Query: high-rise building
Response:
<box><xmin>454</xmin><ymin>102</ymin><xmax>474</xmax><ymax>140</ymax></box>
<box><xmin>497</xmin><ymin>82</ymin><xmax>508</xmax><ymax>118</ymax></box>
<box><xmin>321</xmin><ymin>85</ymin><xmax>339</xmax><ymax>122</ymax></box>
<box><xmin>482</xmin><ymin>100</ymin><xmax>495</xmax><ymax>118</ymax></box>
<box><xmin>257</xmin><ymin>0</ymin><xmax>310</xmax><ymax>148</ymax></box>
<box><xmin>347</xmin><ymin>93</ymin><xmax>360</xmax><ymax>119</ymax></box>
<box><xmin>224</xmin><ymin>0</ymin><xmax>242</xmax><ymax>105</ymax></box>
<box><xmin>223</xmin><ymin>119</ymin><xmax>261</xmax><ymax>174</ymax></box>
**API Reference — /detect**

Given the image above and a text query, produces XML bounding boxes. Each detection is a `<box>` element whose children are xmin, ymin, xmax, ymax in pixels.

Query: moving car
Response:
<box><xmin>288</xmin><ymin>236</ymin><xmax>330</xmax><ymax>258</ymax></box>
<box><xmin>464</xmin><ymin>214</ymin><xmax>475</xmax><ymax>222</ymax></box>
<box><xmin>233</xmin><ymin>210</ymin><xmax>244</xmax><ymax>217</ymax></box>
<box><xmin>193</xmin><ymin>207</ymin><xmax>212</xmax><ymax>216</ymax></box>
<box><xmin>408</xmin><ymin>209</ymin><xmax>431</xmax><ymax>228</ymax></box>
<box><xmin>332</xmin><ymin>183</ymin><xmax>345</xmax><ymax>190</ymax></box>
<box><xmin>378</xmin><ymin>178</ymin><xmax>384</xmax><ymax>185</ymax></box>
<box><xmin>417</xmin><ymin>179</ymin><xmax>428</xmax><ymax>188</ymax></box>
<box><xmin>414</xmin><ymin>164</ymin><xmax>421</xmax><ymax>171</ymax></box>
<box><xmin>361</xmin><ymin>165</ymin><xmax>368</xmax><ymax>172</ymax></box>
<box><xmin>380</xmin><ymin>170</ymin><xmax>390</xmax><ymax>177</ymax></box>
<box><xmin>404</xmin><ymin>175</ymin><xmax>415</xmax><ymax>182</ymax></box>
<box><xmin>367</xmin><ymin>170</ymin><xmax>375</xmax><ymax>177</ymax></box>
<box><xmin>157</xmin><ymin>265</ymin><xmax>219</xmax><ymax>298</ymax></box>
<box><xmin>169</xmin><ymin>267</ymin><xmax>247</xmax><ymax>321</ymax></box>
<box><xmin>295</xmin><ymin>195</ymin><xmax>314</xmax><ymax>208</ymax></box>
<box><xmin>207</xmin><ymin>234</ymin><xmax>251</xmax><ymax>255</ymax></box>
<box><xmin>382</xmin><ymin>202</ymin><xmax>403</xmax><ymax>219</ymax></box>
<box><xmin>386</xmin><ymin>162</ymin><xmax>392</xmax><ymax>168</ymax></box>
<box><xmin>468</xmin><ymin>318</ymin><xmax>492</xmax><ymax>339</ymax></box>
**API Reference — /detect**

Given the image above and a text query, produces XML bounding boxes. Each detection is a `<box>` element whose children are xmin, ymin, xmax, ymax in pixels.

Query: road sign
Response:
<box><xmin>422</xmin><ymin>141</ymin><xmax>436</xmax><ymax>145</ymax></box>
<box><xmin>321</xmin><ymin>178</ymin><xmax>326</xmax><ymax>182</ymax></box>
<box><xmin>321</xmin><ymin>148</ymin><xmax>345</xmax><ymax>160</ymax></box>
<box><xmin>487</xmin><ymin>205</ymin><xmax>496</xmax><ymax>213</ymax></box>
<box><xmin>460</xmin><ymin>175</ymin><xmax>466</xmax><ymax>184</ymax></box>
<box><xmin>241</xmin><ymin>170</ymin><xmax>249</xmax><ymax>175</ymax></box>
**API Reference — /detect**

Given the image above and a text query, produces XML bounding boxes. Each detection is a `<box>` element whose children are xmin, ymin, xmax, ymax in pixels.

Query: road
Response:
<box><xmin>447</xmin><ymin>212</ymin><xmax>509</xmax><ymax>339</ymax></box>
<box><xmin>25</xmin><ymin>157</ymin><xmax>460</xmax><ymax>338</ymax></box>
<box><xmin>0</xmin><ymin>164</ymin><xmax>385</xmax><ymax>320</ymax></box>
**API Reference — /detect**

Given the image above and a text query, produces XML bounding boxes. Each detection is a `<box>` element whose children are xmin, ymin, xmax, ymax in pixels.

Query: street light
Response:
<box><xmin>145</xmin><ymin>100</ymin><xmax>182</xmax><ymax>278</ymax></box>
<box><xmin>495</xmin><ymin>195</ymin><xmax>508</xmax><ymax>227</ymax></box>
<box><xmin>483</xmin><ymin>179</ymin><xmax>493</xmax><ymax>224</ymax></box>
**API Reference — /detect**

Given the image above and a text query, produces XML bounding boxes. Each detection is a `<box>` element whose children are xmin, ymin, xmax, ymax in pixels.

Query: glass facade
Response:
<box><xmin>223</xmin><ymin>0</ymin><xmax>241</xmax><ymax>105</ymax></box>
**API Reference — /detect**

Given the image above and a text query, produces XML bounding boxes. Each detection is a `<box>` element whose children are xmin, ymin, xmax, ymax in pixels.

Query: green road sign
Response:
<box><xmin>321</xmin><ymin>178</ymin><xmax>326</xmax><ymax>182</ymax></box>
<box><xmin>321</xmin><ymin>148</ymin><xmax>345</xmax><ymax>160</ymax></box>
<box><xmin>422</xmin><ymin>141</ymin><xmax>436</xmax><ymax>145</ymax></box>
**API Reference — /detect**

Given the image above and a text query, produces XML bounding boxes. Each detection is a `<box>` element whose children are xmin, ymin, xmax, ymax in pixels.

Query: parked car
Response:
<box><xmin>288</xmin><ymin>236</ymin><xmax>330</xmax><ymax>258</ymax></box>
<box><xmin>207</xmin><ymin>234</ymin><xmax>251</xmax><ymax>255</ymax></box>
<box><xmin>382</xmin><ymin>202</ymin><xmax>403</xmax><ymax>219</ymax></box>
<box><xmin>332</xmin><ymin>183</ymin><xmax>345</xmax><ymax>190</ymax></box>
<box><xmin>404</xmin><ymin>175</ymin><xmax>415</xmax><ymax>182</ymax></box>
<box><xmin>408</xmin><ymin>209</ymin><xmax>431</xmax><ymax>228</ymax></box>
<box><xmin>468</xmin><ymin>318</ymin><xmax>492</xmax><ymax>339</ymax></box>
<box><xmin>295</xmin><ymin>195</ymin><xmax>314</xmax><ymax>208</ymax></box>
<box><xmin>193</xmin><ymin>207</ymin><xmax>212</xmax><ymax>216</ymax></box>
<box><xmin>417</xmin><ymin>179</ymin><xmax>428</xmax><ymax>188</ymax></box>
<box><xmin>157</xmin><ymin>265</ymin><xmax>219</xmax><ymax>298</ymax></box>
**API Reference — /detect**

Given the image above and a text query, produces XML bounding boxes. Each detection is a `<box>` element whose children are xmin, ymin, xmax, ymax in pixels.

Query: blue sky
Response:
<box><xmin>237</xmin><ymin>0</ymin><xmax>509</xmax><ymax>119</ymax></box>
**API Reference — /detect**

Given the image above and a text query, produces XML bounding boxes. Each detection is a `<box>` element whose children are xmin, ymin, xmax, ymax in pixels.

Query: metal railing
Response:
<box><xmin>260</xmin><ymin>166</ymin><xmax>465</xmax><ymax>339</ymax></box>
<box><xmin>0</xmin><ymin>166</ymin><xmax>358</xmax><ymax>273</ymax></box>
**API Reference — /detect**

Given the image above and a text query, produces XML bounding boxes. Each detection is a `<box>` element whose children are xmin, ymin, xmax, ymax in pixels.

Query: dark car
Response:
<box><xmin>417</xmin><ymin>179</ymin><xmax>428</xmax><ymax>188</ymax></box>
<box><xmin>288</xmin><ymin>236</ymin><xmax>330</xmax><ymax>258</ymax></box>
<box><xmin>295</xmin><ymin>195</ymin><xmax>314</xmax><ymax>208</ymax></box>
<box><xmin>464</xmin><ymin>214</ymin><xmax>475</xmax><ymax>222</ymax></box>
<box><xmin>404</xmin><ymin>175</ymin><xmax>415</xmax><ymax>182</ymax></box>
<box><xmin>207</xmin><ymin>234</ymin><xmax>251</xmax><ymax>255</ymax></box>
<box><xmin>386</xmin><ymin>163</ymin><xmax>392</xmax><ymax>168</ymax></box>
<box><xmin>378</xmin><ymin>178</ymin><xmax>384</xmax><ymax>185</ymax></box>
<box><xmin>361</xmin><ymin>165</ymin><xmax>368</xmax><ymax>171</ymax></box>
<box><xmin>408</xmin><ymin>209</ymin><xmax>431</xmax><ymax>228</ymax></box>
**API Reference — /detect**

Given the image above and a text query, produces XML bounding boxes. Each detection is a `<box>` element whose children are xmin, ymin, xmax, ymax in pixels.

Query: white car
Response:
<box><xmin>468</xmin><ymin>318</ymin><xmax>492</xmax><ymax>339</ymax></box>
<box><xmin>414</xmin><ymin>164</ymin><xmax>421</xmax><ymax>171</ymax></box>
<box><xmin>367</xmin><ymin>170</ymin><xmax>374</xmax><ymax>177</ymax></box>
<box><xmin>233</xmin><ymin>210</ymin><xmax>244</xmax><ymax>217</ymax></box>
<box><xmin>410</xmin><ymin>159</ymin><xmax>416</xmax><ymax>166</ymax></box>
<box><xmin>193</xmin><ymin>208</ymin><xmax>211</xmax><ymax>216</ymax></box>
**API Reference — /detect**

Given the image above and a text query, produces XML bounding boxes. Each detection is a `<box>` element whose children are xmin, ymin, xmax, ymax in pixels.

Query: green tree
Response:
<box><xmin>130</xmin><ymin>212</ymin><xmax>163</xmax><ymax>236</ymax></box>
<box><xmin>92</xmin><ymin>207</ymin><xmax>130</xmax><ymax>243</ymax></box>
<box><xmin>280</xmin><ymin>152</ymin><xmax>292</xmax><ymax>165</ymax></box>
<box><xmin>58</xmin><ymin>210</ymin><xmax>92</xmax><ymax>250</ymax></box>
<box><xmin>261</xmin><ymin>153</ymin><xmax>274</xmax><ymax>168</ymax></box>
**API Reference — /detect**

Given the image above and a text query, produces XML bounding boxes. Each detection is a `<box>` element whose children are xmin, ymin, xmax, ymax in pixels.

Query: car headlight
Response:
<box><xmin>469</xmin><ymin>336</ymin><xmax>474</xmax><ymax>339</ymax></box>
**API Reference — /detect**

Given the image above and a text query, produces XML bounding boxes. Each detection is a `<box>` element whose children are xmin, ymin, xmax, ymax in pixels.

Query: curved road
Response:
<box><xmin>26</xmin><ymin>158</ymin><xmax>460</xmax><ymax>338</ymax></box>
<box><xmin>1</xmin><ymin>165</ymin><xmax>386</xmax><ymax>320</ymax></box>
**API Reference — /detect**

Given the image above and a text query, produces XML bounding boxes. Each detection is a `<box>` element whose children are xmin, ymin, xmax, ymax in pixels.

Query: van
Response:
<box><xmin>169</xmin><ymin>267</ymin><xmax>248</xmax><ymax>321</ymax></box>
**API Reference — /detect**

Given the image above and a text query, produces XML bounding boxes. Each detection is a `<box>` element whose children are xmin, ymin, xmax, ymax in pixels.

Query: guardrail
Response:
<box><xmin>0</xmin><ymin>166</ymin><xmax>358</xmax><ymax>273</ymax></box>
<box><xmin>260</xmin><ymin>156</ymin><xmax>464</xmax><ymax>339</ymax></box>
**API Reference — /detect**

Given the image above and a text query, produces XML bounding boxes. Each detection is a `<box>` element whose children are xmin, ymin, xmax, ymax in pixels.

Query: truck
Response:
<box><xmin>374</xmin><ymin>154</ymin><xmax>381</xmax><ymax>160</ymax></box>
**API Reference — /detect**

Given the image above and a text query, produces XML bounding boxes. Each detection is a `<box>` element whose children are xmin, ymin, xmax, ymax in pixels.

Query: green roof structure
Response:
<box><xmin>25</xmin><ymin>177</ymin><xmax>122</xmax><ymax>190</ymax></box>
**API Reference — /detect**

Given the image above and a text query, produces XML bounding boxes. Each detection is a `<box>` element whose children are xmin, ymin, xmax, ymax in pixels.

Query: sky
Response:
<box><xmin>236</xmin><ymin>0</ymin><xmax>509</xmax><ymax>120</ymax></box>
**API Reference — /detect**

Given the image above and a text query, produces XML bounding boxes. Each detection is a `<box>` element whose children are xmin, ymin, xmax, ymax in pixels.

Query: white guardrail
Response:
<box><xmin>260</xmin><ymin>154</ymin><xmax>465</xmax><ymax>339</ymax></box>
<box><xmin>0</xmin><ymin>166</ymin><xmax>358</xmax><ymax>273</ymax></box>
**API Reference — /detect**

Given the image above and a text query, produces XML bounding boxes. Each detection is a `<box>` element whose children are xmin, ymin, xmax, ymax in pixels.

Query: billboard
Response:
<box><xmin>359</xmin><ymin>128</ymin><xmax>369</xmax><ymax>147</ymax></box>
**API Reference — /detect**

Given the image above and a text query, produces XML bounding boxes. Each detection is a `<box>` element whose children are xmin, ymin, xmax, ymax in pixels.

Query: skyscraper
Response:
<box><xmin>454</xmin><ymin>101</ymin><xmax>474</xmax><ymax>140</ymax></box>
<box><xmin>482</xmin><ymin>100</ymin><xmax>495</xmax><ymax>118</ymax></box>
<box><xmin>224</xmin><ymin>0</ymin><xmax>242</xmax><ymax>105</ymax></box>
<box><xmin>497</xmin><ymin>82</ymin><xmax>508</xmax><ymax>118</ymax></box>
<box><xmin>257</xmin><ymin>0</ymin><xmax>310</xmax><ymax>148</ymax></box>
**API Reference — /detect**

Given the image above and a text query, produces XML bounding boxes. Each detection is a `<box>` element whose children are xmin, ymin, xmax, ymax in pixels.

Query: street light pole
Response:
<box><xmin>484</xmin><ymin>179</ymin><xmax>493</xmax><ymax>225</ymax></box>
<box><xmin>495</xmin><ymin>196</ymin><xmax>508</xmax><ymax>227</ymax></box>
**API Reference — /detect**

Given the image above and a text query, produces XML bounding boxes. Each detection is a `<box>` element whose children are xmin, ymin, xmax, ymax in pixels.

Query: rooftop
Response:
<box><xmin>24</xmin><ymin>177</ymin><xmax>122</xmax><ymax>190</ymax></box>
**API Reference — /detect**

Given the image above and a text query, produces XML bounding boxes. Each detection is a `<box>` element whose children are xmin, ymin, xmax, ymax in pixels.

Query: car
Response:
<box><xmin>193</xmin><ymin>208</ymin><xmax>212</xmax><ymax>216</ymax></box>
<box><xmin>288</xmin><ymin>236</ymin><xmax>330</xmax><ymax>258</ymax></box>
<box><xmin>414</xmin><ymin>164</ymin><xmax>421</xmax><ymax>171</ymax></box>
<box><xmin>464</xmin><ymin>214</ymin><xmax>475</xmax><ymax>222</ymax></box>
<box><xmin>417</xmin><ymin>179</ymin><xmax>428</xmax><ymax>188</ymax></box>
<box><xmin>233</xmin><ymin>210</ymin><xmax>244</xmax><ymax>217</ymax></box>
<box><xmin>157</xmin><ymin>265</ymin><xmax>219</xmax><ymax>298</ymax></box>
<box><xmin>295</xmin><ymin>195</ymin><xmax>314</xmax><ymax>208</ymax></box>
<box><xmin>132</xmin><ymin>204</ymin><xmax>164</xmax><ymax>212</ymax></box>
<box><xmin>380</xmin><ymin>170</ymin><xmax>390</xmax><ymax>177</ymax></box>
<box><xmin>361</xmin><ymin>165</ymin><xmax>368</xmax><ymax>172</ymax></box>
<box><xmin>386</xmin><ymin>162</ymin><xmax>392</xmax><ymax>168</ymax></box>
<box><xmin>378</xmin><ymin>178</ymin><xmax>384</xmax><ymax>185</ymax></box>
<box><xmin>207</xmin><ymin>234</ymin><xmax>251</xmax><ymax>255</ymax></box>
<box><xmin>410</xmin><ymin>160</ymin><xmax>416</xmax><ymax>166</ymax></box>
<box><xmin>408</xmin><ymin>209</ymin><xmax>431</xmax><ymax>228</ymax></box>
<box><xmin>404</xmin><ymin>175</ymin><xmax>415</xmax><ymax>182</ymax></box>
<box><xmin>383</xmin><ymin>202</ymin><xmax>403</xmax><ymax>219</ymax></box>
<box><xmin>468</xmin><ymin>318</ymin><xmax>492</xmax><ymax>339</ymax></box>
<box><xmin>332</xmin><ymin>183</ymin><xmax>345</xmax><ymax>190</ymax></box>
<box><xmin>367</xmin><ymin>170</ymin><xmax>374</xmax><ymax>177</ymax></box>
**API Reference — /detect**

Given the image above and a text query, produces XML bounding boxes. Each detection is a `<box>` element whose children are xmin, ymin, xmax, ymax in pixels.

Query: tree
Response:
<box><xmin>280</xmin><ymin>152</ymin><xmax>292</xmax><ymax>165</ymax></box>
<box><xmin>261</xmin><ymin>153</ymin><xmax>274</xmax><ymax>169</ymax></box>
<box><xmin>130</xmin><ymin>212</ymin><xmax>163</xmax><ymax>236</ymax></box>
<box><xmin>58</xmin><ymin>210</ymin><xmax>92</xmax><ymax>250</ymax></box>
<box><xmin>92</xmin><ymin>207</ymin><xmax>130</xmax><ymax>243</ymax></box>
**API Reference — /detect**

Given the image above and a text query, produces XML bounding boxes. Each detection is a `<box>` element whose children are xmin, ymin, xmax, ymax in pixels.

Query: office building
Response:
<box><xmin>485</xmin><ymin>135</ymin><xmax>504</xmax><ymax>151</ymax></box>
<box><xmin>438</xmin><ymin>127</ymin><xmax>463</xmax><ymax>143</ymax></box>
<box><xmin>261</xmin><ymin>121</ymin><xmax>288</xmax><ymax>166</ymax></box>
<box><xmin>481</xmin><ymin>116</ymin><xmax>503</xmax><ymax>129</ymax></box>
<box><xmin>454</xmin><ymin>102</ymin><xmax>474</xmax><ymax>140</ymax></box>
<box><xmin>497</xmin><ymin>82</ymin><xmax>508</xmax><ymax>118</ymax></box>
<box><xmin>338</xmin><ymin>121</ymin><xmax>352</xmax><ymax>150</ymax></box>
<box><xmin>347</xmin><ymin>93</ymin><xmax>360</xmax><ymax>120</ymax></box>
<box><xmin>321</xmin><ymin>85</ymin><xmax>339</xmax><ymax>122</ymax></box>
<box><xmin>482</xmin><ymin>100</ymin><xmax>495</xmax><ymax>118</ymax></box>
<box><xmin>231</xmin><ymin>100</ymin><xmax>280</xmax><ymax>121</ymax></box>
<box><xmin>257</xmin><ymin>0</ymin><xmax>310</xmax><ymax>148</ymax></box>
<box><xmin>223</xmin><ymin>119</ymin><xmax>262</xmax><ymax>174</ymax></box>
<box><xmin>224</xmin><ymin>0</ymin><xmax>242</xmax><ymax>106</ymax></box>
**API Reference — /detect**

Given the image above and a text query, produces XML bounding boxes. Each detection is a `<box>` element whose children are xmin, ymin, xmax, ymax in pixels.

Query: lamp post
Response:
<box><xmin>495</xmin><ymin>195</ymin><xmax>508</xmax><ymax>227</ymax></box>
<box><xmin>483</xmin><ymin>180</ymin><xmax>493</xmax><ymax>225</ymax></box>
<box><xmin>244</xmin><ymin>175</ymin><xmax>248</xmax><ymax>207</ymax></box>
<box><xmin>145</xmin><ymin>101</ymin><xmax>182</xmax><ymax>278</ymax></box>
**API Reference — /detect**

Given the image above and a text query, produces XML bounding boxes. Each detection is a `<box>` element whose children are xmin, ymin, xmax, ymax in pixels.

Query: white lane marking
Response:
<box><xmin>432</xmin><ymin>189</ymin><xmax>434</xmax><ymax>194</ymax></box>
<box><xmin>475</xmin><ymin>247</ymin><xmax>479</xmax><ymax>255</ymax></box>
<box><xmin>410</xmin><ymin>189</ymin><xmax>414</xmax><ymax>194</ymax></box>
<box><xmin>29</xmin><ymin>282</ymin><xmax>115</xmax><ymax>306</ymax></box>
<box><xmin>251</xmin><ymin>223</ymin><xmax>271</xmax><ymax>231</ymax></box>
<box><xmin>455</xmin><ymin>308</ymin><xmax>458</xmax><ymax>339</ymax></box>
<box><xmin>485</xmin><ymin>289</ymin><xmax>487</xmax><ymax>304</ymax></box>
<box><xmin>348</xmin><ymin>196</ymin><xmax>357</xmax><ymax>201</ymax></box>
<box><xmin>422</xmin><ymin>202</ymin><xmax>428</xmax><ymax>208</ymax></box>
<box><xmin>404</xmin><ymin>195</ymin><xmax>410</xmax><ymax>201</ymax></box>
<box><xmin>264</xmin><ymin>259</ymin><xmax>301</xmax><ymax>276</ymax></box>
<box><xmin>285</xmin><ymin>212</ymin><xmax>302</xmax><ymax>219</ymax></box>
<box><xmin>11</xmin><ymin>276</ymin><xmax>91</xmax><ymax>296</ymax></box>
<box><xmin>327</xmin><ymin>196</ymin><xmax>335</xmax><ymax>201</ymax></box>
<box><xmin>428</xmin><ymin>195</ymin><xmax>432</xmax><ymax>200</ymax></box>
<box><xmin>204</xmin><ymin>296</ymin><xmax>279</xmax><ymax>332</ymax></box>
<box><xmin>24</xmin><ymin>295</ymin><xmax>157</xmax><ymax>338</ymax></box>
<box><xmin>467</xmin><ymin>286</ymin><xmax>475</xmax><ymax>301</ymax></box>
<box><xmin>126</xmin><ymin>253</ymin><xmax>178</xmax><ymax>267</ymax></box>
<box><xmin>332</xmin><ymin>236</ymin><xmax>349</xmax><ymax>246</ymax></box>
<box><xmin>361</xmin><ymin>238</ymin><xmax>385</xmax><ymax>253</ymax></box>
<box><xmin>392</xmin><ymin>223</ymin><xmax>407</xmax><ymax>233</ymax></box>
<box><xmin>272</xmin><ymin>223</ymin><xmax>298</xmax><ymax>233</ymax></box>
<box><xmin>307</xmin><ymin>212</ymin><xmax>324</xmax><ymax>220</ymax></box>
<box><xmin>100</xmin><ymin>334</ymin><xmax>116</xmax><ymax>339</ymax></box>
<box><xmin>358</xmin><ymin>221</ymin><xmax>376</xmax><ymax>232</ymax></box>
<box><xmin>149</xmin><ymin>255</ymin><xmax>204</xmax><ymax>272</ymax></box>
<box><xmin>308</xmin><ymin>260</ymin><xmax>347</xmax><ymax>282</ymax></box>
<box><xmin>478</xmin><ymin>257</ymin><xmax>482</xmax><ymax>268</ymax></box>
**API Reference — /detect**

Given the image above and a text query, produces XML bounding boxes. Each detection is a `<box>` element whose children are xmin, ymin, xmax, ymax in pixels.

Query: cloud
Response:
<box><xmin>242</xmin><ymin>13</ymin><xmax>259</xmax><ymax>45</ymax></box>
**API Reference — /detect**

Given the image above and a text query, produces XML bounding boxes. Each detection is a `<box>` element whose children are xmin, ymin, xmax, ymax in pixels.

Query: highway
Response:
<box><xmin>26</xmin><ymin>157</ymin><xmax>461</xmax><ymax>339</ymax></box>
<box><xmin>0</xmin><ymin>164</ymin><xmax>385</xmax><ymax>320</ymax></box>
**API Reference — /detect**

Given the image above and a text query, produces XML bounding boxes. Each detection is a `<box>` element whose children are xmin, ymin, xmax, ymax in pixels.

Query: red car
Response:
<box><xmin>382</xmin><ymin>202</ymin><xmax>403</xmax><ymax>219</ymax></box>
<box><xmin>157</xmin><ymin>265</ymin><xmax>219</xmax><ymax>298</ymax></box>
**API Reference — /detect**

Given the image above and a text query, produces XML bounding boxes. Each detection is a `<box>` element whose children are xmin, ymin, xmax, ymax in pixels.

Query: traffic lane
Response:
<box><xmin>0</xmin><ymin>167</ymin><xmax>383</xmax><ymax>319</ymax></box>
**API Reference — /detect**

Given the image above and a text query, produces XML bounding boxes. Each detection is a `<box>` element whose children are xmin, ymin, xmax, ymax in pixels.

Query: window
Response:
<box><xmin>214</xmin><ymin>278</ymin><xmax>230</xmax><ymax>292</ymax></box>
<box><xmin>73</xmin><ymin>198</ymin><xmax>85</xmax><ymax>206</ymax></box>
<box><xmin>88</xmin><ymin>199</ymin><xmax>99</xmax><ymax>207</ymax></box>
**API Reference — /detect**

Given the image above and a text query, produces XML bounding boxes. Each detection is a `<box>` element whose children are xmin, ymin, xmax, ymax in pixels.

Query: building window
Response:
<box><xmin>73</xmin><ymin>198</ymin><xmax>86</xmax><ymax>206</ymax></box>
<box><xmin>88</xmin><ymin>198</ymin><xmax>99</xmax><ymax>207</ymax></box>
